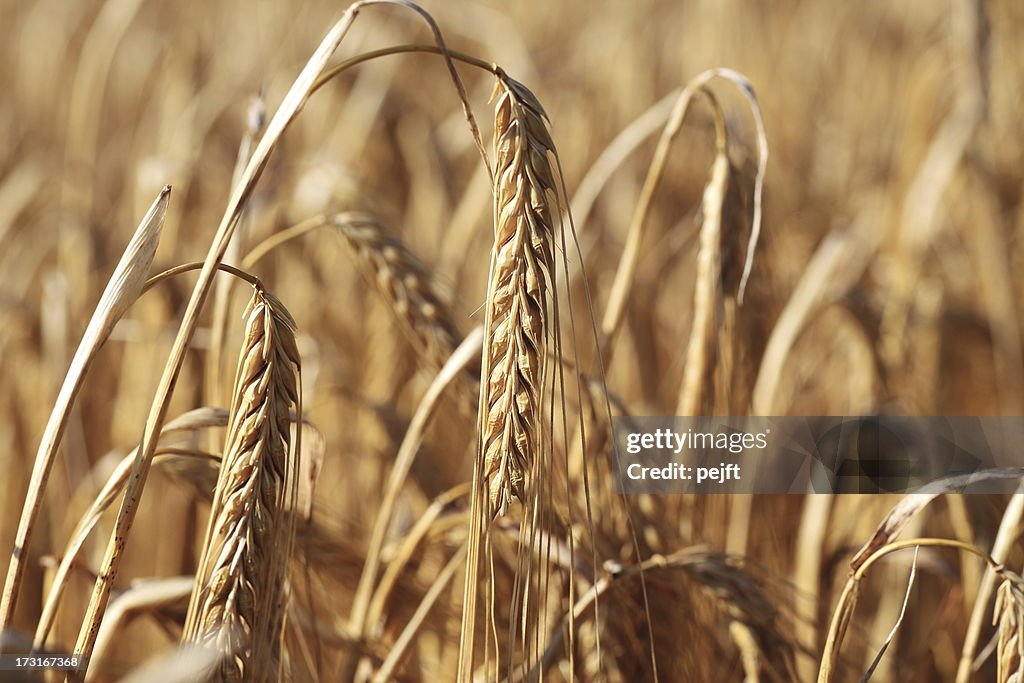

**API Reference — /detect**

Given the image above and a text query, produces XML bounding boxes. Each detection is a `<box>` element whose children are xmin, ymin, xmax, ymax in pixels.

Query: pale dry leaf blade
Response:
<box><xmin>73</xmin><ymin>1</ymin><xmax>367</xmax><ymax>664</ymax></box>
<box><xmin>852</xmin><ymin>469</ymin><xmax>1024</xmax><ymax>571</ymax></box>
<box><xmin>0</xmin><ymin>186</ymin><xmax>169</xmax><ymax>629</ymax></box>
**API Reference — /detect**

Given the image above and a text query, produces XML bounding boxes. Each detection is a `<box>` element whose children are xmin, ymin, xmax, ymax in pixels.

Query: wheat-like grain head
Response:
<box><xmin>183</xmin><ymin>287</ymin><xmax>301</xmax><ymax>682</ymax></box>
<box><xmin>332</xmin><ymin>212</ymin><xmax>466</xmax><ymax>373</ymax></box>
<box><xmin>480</xmin><ymin>73</ymin><xmax>557</xmax><ymax>516</ymax></box>
<box><xmin>994</xmin><ymin>573</ymin><xmax>1024</xmax><ymax>683</ymax></box>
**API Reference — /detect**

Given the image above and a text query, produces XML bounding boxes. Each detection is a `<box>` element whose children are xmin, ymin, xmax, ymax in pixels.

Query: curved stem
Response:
<box><xmin>597</xmin><ymin>78</ymin><xmax>726</xmax><ymax>367</ymax></box>
<box><xmin>241</xmin><ymin>215</ymin><xmax>328</xmax><ymax>269</ymax></box>
<box><xmin>70</xmin><ymin>5</ymin><xmax>366</xmax><ymax>667</ymax></box>
<box><xmin>142</xmin><ymin>262</ymin><xmax>262</xmax><ymax>295</ymax></box>
<box><xmin>853</xmin><ymin>538</ymin><xmax>1000</xmax><ymax>580</ymax></box>
<box><xmin>358</xmin><ymin>0</ymin><xmax>491</xmax><ymax>178</ymax></box>
<box><xmin>314</xmin><ymin>44</ymin><xmax>498</xmax><ymax>95</ymax></box>
<box><xmin>817</xmin><ymin>538</ymin><xmax>1005</xmax><ymax>683</ymax></box>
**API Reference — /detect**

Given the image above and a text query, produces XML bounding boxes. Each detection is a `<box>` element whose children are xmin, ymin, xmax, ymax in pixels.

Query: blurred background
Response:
<box><xmin>1</xmin><ymin>0</ymin><xmax>1023</xmax><ymax>680</ymax></box>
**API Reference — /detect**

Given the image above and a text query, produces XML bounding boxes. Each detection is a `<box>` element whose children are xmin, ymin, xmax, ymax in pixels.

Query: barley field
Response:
<box><xmin>0</xmin><ymin>0</ymin><xmax>1023</xmax><ymax>681</ymax></box>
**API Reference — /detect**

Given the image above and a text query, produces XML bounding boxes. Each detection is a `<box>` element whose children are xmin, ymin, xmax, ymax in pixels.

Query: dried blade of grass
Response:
<box><xmin>0</xmin><ymin>186</ymin><xmax>168</xmax><ymax>632</ymax></box>
<box><xmin>91</xmin><ymin>576</ymin><xmax>195</xmax><ymax>678</ymax></box>
<box><xmin>60</xmin><ymin>0</ymin><xmax>146</xmax><ymax>320</ymax></box>
<box><xmin>64</xmin><ymin>0</ymin><xmax>145</xmax><ymax>210</ymax></box>
<box><xmin>344</xmin><ymin>328</ymin><xmax>482</xmax><ymax>679</ymax></box>
<box><xmin>597</xmin><ymin>78</ymin><xmax>718</xmax><ymax>363</ymax></box>
<box><xmin>751</xmin><ymin>208</ymin><xmax>882</xmax><ymax>414</ymax></box>
<box><xmin>675</xmin><ymin>149</ymin><xmax>729</xmax><ymax>416</ymax></box>
<box><xmin>715</xmin><ymin>68</ymin><xmax>768</xmax><ymax>303</ymax></box>
<box><xmin>731</xmin><ymin>620</ymin><xmax>762</xmax><ymax>683</ymax></box>
<box><xmin>946</xmin><ymin>495</ymin><xmax>983</xmax><ymax>612</ymax></box>
<box><xmin>365</xmin><ymin>484</ymin><xmax>470</xmax><ymax>632</ymax></box>
<box><xmin>819</xmin><ymin>538</ymin><xmax>1004</xmax><ymax>683</ymax></box>
<box><xmin>794</xmin><ymin>494</ymin><xmax>833</xmax><ymax>682</ymax></box>
<box><xmin>567</xmin><ymin>90</ymin><xmax>679</xmax><ymax>243</ymax></box>
<box><xmin>37</xmin><ymin>448</ymin><xmax>213</xmax><ymax>648</ymax></box>
<box><xmin>71</xmin><ymin>2</ymin><xmax>366</xmax><ymax>664</ymax></box>
<box><xmin>852</xmin><ymin>472</ymin><xmax>1024</xmax><ymax>572</ymax></box>
<box><xmin>599</xmin><ymin>68</ymin><xmax>766</xmax><ymax>363</ymax></box>
<box><xmin>880</xmin><ymin>0</ymin><xmax>987</xmax><ymax>365</ymax></box>
<box><xmin>860</xmin><ymin>545</ymin><xmax>920</xmax><ymax>682</ymax></box>
<box><xmin>851</xmin><ymin>496</ymin><xmax>937</xmax><ymax>573</ymax></box>
<box><xmin>182</xmin><ymin>288</ymin><xmax>301</xmax><ymax>683</ymax></box>
<box><xmin>206</xmin><ymin>96</ymin><xmax>266</xmax><ymax>419</ymax></box>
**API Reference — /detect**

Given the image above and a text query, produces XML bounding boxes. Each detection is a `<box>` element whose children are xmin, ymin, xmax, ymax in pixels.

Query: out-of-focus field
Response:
<box><xmin>0</xmin><ymin>0</ymin><xmax>1023</xmax><ymax>681</ymax></box>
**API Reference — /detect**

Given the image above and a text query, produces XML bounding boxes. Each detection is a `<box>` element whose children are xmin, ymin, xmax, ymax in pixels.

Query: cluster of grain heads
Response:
<box><xmin>2</xmin><ymin>0</ymin><xmax>1024</xmax><ymax>680</ymax></box>
<box><xmin>480</xmin><ymin>72</ymin><xmax>557</xmax><ymax>518</ymax></box>
<box><xmin>182</xmin><ymin>287</ymin><xmax>302</xmax><ymax>682</ymax></box>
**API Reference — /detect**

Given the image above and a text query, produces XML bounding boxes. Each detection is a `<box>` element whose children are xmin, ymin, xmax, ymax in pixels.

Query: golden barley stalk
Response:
<box><xmin>183</xmin><ymin>287</ymin><xmax>301</xmax><ymax>682</ymax></box>
<box><xmin>480</xmin><ymin>73</ymin><xmax>557</xmax><ymax>517</ymax></box>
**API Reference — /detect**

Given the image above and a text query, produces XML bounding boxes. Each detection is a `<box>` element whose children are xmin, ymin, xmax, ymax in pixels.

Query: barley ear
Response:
<box><xmin>994</xmin><ymin>575</ymin><xmax>1024</xmax><ymax>683</ymax></box>
<box><xmin>479</xmin><ymin>73</ymin><xmax>557</xmax><ymax>517</ymax></box>
<box><xmin>183</xmin><ymin>287</ymin><xmax>302</xmax><ymax>683</ymax></box>
<box><xmin>332</xmin><ymin>213</ymin><xmax>465</xmax><ymax>374</ymax></box>
<box><xmin>459</xmin><ymin>73</ymin><xmax>559</xmax><ymax>681</ymax></box>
